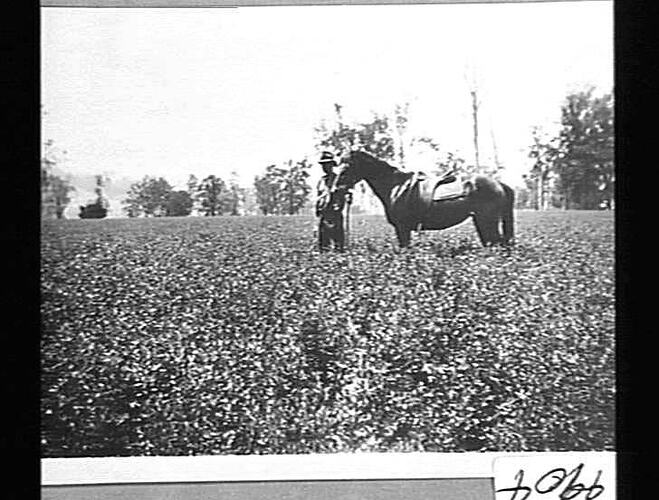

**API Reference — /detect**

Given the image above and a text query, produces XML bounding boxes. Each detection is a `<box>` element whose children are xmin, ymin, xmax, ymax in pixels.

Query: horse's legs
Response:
<box><xmin>472</xmin><ymin>213</ymin><xmax>500</xmax><ymax>246</ymax></box>
<box><xmin>500</xmin><ymin>185</ymin><xmax>515</xmax><ymax>245</ymax></box>
<box><xmin>472</xmin><ymin>214</ymin><xmax>489</xmax><ymax>246</ymax></box>
<box><xmin>394</xmin><ymin>224</ymin><xmax>412</xmax><ymax>248</ymax></box>
<box><xmin>494</xmin><ymin>217</ymin><xmax>507</xmax><ymax>245</ymax></box>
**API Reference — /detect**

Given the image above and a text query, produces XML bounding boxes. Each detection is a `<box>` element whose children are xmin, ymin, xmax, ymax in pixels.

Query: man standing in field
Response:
<box><xmin>316</xmin><ymin>151</ymin><xmax>351</xmax><ymax>252</ymax></box>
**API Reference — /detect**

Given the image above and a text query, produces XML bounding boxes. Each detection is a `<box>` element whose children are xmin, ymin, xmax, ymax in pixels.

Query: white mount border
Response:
<box><xmin>42</xmin><ymin>451</ymin><xmax>615</xmax><ymax>485</ymax></box>
<box><xmin>40</xmin><ymin>0</ymin><xmax>609</xmax><ymax>7</ymax></box>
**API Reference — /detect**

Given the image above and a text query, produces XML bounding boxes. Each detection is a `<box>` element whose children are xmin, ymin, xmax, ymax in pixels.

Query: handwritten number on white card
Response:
<box><xmin>494</xmin><ymin>454</ymin><xmax>614</xmax><ymax>500</ymax></box>
<box><xmin>497</xmin><ymin>469</ymin><xmax>532</xmax><ymax>500</ymax></box>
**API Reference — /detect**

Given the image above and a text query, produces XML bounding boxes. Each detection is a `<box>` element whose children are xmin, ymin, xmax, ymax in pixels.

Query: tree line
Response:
<box><xmin>41</xmin><ymin>86</ymin><xmax>613</xmax><ymax>219</ymax></box>
<box><xmin>519</xmin><ymin>87</ymin><xmax>613</xmax><ymax>210</ymax></box>
<box><xmin>122</xmin><ymin>173</ymin><xmax>245</xmax><ymax>217</ymax></box>
<box><xmin>121</xmin><ymin>166</ymin><xmax>311</xmax><ymax>218</ymax></box>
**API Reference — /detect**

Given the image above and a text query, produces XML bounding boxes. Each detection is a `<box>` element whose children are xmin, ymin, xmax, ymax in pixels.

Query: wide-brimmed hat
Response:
<box><xmin>318</xmin><ymin>151</ymin><xmax>337</xmax><ymax>165</ymax></box>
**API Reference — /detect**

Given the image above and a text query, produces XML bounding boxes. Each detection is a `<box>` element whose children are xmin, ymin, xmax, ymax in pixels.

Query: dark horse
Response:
<box><xmin>333</xmin><ymin>151</ymin><xmax>515</xmax><ymax>248</ymax></box>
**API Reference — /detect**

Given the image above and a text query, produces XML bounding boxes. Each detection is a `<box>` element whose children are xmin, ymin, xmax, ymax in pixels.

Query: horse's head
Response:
<box><xmin>333</xmin><ymin>151</ymin><xmax>368</xmax><ymax>192</ymax></box>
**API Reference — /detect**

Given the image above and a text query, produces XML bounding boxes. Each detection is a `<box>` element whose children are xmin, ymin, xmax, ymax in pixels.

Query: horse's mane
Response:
<box><xmin>351</xmin><ymin>151</ymin><xmax>406</xmax><ymax>176</ymax></box>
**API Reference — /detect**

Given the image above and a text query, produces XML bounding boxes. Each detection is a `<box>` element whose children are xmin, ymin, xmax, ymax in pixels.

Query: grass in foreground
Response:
<box><xmin>41</xmin><ymin>211</ymin><xmax>615</xmax><ymax>456</ymax></box>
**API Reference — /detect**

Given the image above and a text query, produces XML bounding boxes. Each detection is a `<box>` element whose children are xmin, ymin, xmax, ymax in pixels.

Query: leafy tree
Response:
<box><xmin>280</xmin><ymin>160</ymin><xmax>311</xmax><ymax>215</ymax></box>
<box><xmin>166</xmin><ymin>190</ymin><xmax>194</xmax><ymax>217</ymax></box>
<box><xmin>48</xmin><ymin>176</ymin><xmax>76</xmax><ymax>219</ymax></box>
<box><xmin>527</xmin><ymin>127</ymin><xmax>560</xmax><ymax>210</ymax></box>
<box><xmin>442</xmin><ymin>152</ymin><xmax>472</xmax><ymax>176</ymax></box>
<box><xmin>522</xmin><ymin>88</ymin><xmax>613</xmax><ymax>210</ymax></box>
<box><xmin>515</xmin><ymin>180</ymin><xmax>534</xmax><ymax>209</ymax></box>
<box><xmin>254</xmin><ymin>161</ymin><xmax>311</xmax><ymax>215</ymax></box>
<box><xmin>41</xmin><ymin>139</ymin><xmax>75</xmax><ymax>219</ymax></box>
<box><xmin>241</xmin><ymin>187</ymin><xmax>259</xmax><ymax>216</ymax></box>
<box><xmin>197</xmin><ymin>175</ymin><xmax>227</xmax><ymax>216</ymax></box>
<box><xmin>187</xmin><ymin>174</ymin><xmax>200</xmax><ymax>215</ymax></box>
<box><xmin>123</xmin><ymin>176</ymin><xmax>173</xmax><ymax>217</ymax></box>
<box><xmin>187</xmin><ymin>174</ymin><xmax>198</xmax><ymax>193</ymax></box>
<box><xmin>254</xmin><ymin>168</ymin><xmax>280</xmax><ymax>215</ymax></box>
<box><xmin>124</xmin><ymin>202</ymin><xmax>141</xmax><ymax>218</ymax></box>
<box><xmin>554</xmin><ymin>88</ymin><xmax>614</xmax><ymax>209</ymax></box>
<box><xmin>314</xmin><ymin>104</ymin><xmax>396</xmax><ymax>163</ymax></box>
<box><xmin>414</xmin><ymin>137</ymin><xmax>469</xmax><ymax>176</ymax></box>
<box><xmin>394</xmin><ymin>102</ymin><xmax>410</xmax><ymax>167</ymax></box>
<box><xmin>222</xmin><ymin>171</ymin><xmax>246</xmax><ymax>216</ymax></box>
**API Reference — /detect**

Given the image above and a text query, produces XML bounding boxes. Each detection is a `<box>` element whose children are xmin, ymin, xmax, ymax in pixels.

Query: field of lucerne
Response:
<box><xmin>41</xmin><ymin>210</ymin><xmax>615</xmax><ymax>457</ymax></box>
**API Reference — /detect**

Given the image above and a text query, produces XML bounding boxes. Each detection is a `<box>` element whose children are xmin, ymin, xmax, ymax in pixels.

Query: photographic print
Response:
<box><xmin>41</xmin><ymin>0</ymin><xmax>614</xmax><ymax>463</ymax></box>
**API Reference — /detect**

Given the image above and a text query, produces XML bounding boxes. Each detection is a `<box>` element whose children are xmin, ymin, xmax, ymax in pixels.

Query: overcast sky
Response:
<box><xmin>42</xmin><ymin>1</ymin><xmax>613</xmax><ymax>196</ymax></box>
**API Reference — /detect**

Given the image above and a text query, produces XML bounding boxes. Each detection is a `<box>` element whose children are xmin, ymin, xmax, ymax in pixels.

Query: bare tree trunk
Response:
<box><xmin>471</xmin><ymin>90</ymin><xmax>480</xmax><ymax>169</ymax></box>
<box><xmin>490</xmin><ymin>127</ymin><xmax>501</xmax><ymax>172</ymax></box>
<box><xmin>395</xmin><ymin>102</ymin><xmax>409</xmax><ymax>169</ymax></box>
<box><xmin>540</xmin><ymin>168</ymin><xmax>548</xmax><ymax>210</ymax></box>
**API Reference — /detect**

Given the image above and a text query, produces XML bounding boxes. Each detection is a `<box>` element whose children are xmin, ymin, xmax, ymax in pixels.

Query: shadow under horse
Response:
<box><xmin>333</xmin><ymin>151</ymin><xmax>515</xmax><ymax>248</ymax></box>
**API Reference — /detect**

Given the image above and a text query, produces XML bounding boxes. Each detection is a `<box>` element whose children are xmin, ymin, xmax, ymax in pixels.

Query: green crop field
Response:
<box><xmin>41</xmin><ymin>211</ymin><xmax>615</xmax><ymax>457</ymax></box>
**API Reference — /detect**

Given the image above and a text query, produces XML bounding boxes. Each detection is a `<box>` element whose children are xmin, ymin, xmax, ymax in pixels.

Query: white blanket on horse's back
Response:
<box><xmin>431</xmin><ymin>179</ymin><xmax>464</xmax><ymax>201</ymax></box>
<box><xmin>388</xmin><ymin>173</ymin><xmax>470</xmax><ymax>226</ymax></box>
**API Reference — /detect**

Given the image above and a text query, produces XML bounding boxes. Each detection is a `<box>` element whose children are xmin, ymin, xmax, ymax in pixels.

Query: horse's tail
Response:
<box><xmin>501</xmin><ymin>182</ymin><xmax>515</xmax><ymax>245</ymax></box>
